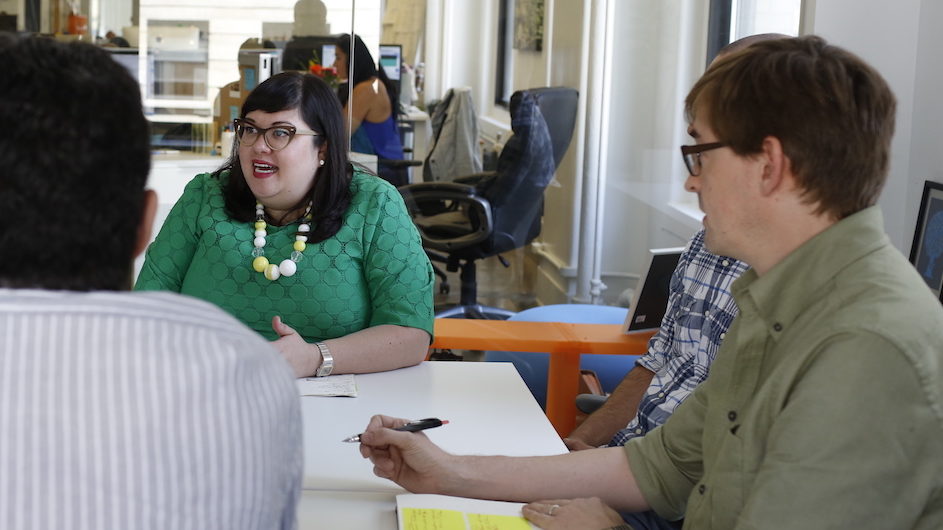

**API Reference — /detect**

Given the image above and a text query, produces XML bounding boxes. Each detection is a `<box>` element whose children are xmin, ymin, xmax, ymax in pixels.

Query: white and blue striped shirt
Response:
<box><xmin>0</xmin><ymin>289</ymin><xmax>302</xmax><ymax>530</ymax></box>
<box><xmin>610</xmin><ymin>229</ymin><xmax>748</xmax><ymax>446</ymax></box>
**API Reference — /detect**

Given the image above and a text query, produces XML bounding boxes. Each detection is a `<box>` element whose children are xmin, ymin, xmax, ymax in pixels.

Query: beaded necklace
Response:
<box><xmin>250</xmin><ymin>201</ymin><xmax>312</xmax><ymax>281</ymax></box>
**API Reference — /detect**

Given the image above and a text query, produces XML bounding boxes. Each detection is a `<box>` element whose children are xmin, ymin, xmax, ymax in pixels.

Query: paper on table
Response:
<box><xmin>296</xmin><ymin>374</ymin><xmax>357</xmax><ymax>397</ymax></box>
<box><xmin>396</xmin><ymin>494</ymin><xmax>538</xmax><ymax>530</ymax></box>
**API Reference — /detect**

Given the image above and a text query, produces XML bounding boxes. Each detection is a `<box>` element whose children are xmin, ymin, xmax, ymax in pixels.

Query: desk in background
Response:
<box><xmin>401</xmin><ymin>106</ymin><xmax>431</xmax><ymax>183</ymax></box>
<box><xmin>430</xmin><ymin>319</ymin><xmax>656</xmax><ymax>436</ymax></box>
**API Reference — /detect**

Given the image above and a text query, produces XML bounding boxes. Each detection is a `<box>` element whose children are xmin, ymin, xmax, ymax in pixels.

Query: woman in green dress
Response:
<box><xmin>136</xmin><ymin>72</ymin><xmax>434</xmax><ymax>377</ymax></box>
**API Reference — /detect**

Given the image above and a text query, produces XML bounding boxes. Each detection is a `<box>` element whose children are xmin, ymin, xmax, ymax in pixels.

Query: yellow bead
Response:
<box><xmin>293</xmin><ymin>240</ymin><xmax>306</xmax><ymax>252</ymax></box>
<box><xmin>254</xmin><ymin>220</ymin><xmax>266</xmax><ymax>230</ymax></box>
<box><xmin>264</xmin><ymin>263</ymin><xmax>280</xmax><ymax>281</ymax></box>
<box><xmin>252</xmin><ymin>256</ymin><xmax>269</xmax><ymax>272</ymax></box>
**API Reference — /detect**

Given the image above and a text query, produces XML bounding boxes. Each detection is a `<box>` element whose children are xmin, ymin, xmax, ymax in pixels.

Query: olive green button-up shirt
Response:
<box><xmin>625</xmin><ymin>207</ymin><xmax>943</xmax><ymax>529</ymax></box>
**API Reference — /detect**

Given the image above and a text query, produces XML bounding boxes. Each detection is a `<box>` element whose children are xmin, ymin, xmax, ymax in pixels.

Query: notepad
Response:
<box><xmin>296</xmin><ymin>374</ymin><xmax>358</xmax><ymax>397</ymax></box>
<box><xmin>396</xmin><ymin>494</ymin><xmax>537</xmax><ymax>530</ymax></box>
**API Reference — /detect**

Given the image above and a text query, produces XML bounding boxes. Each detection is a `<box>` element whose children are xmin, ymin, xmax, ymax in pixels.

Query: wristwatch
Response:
<box><xmin>314</xmin><ymin>341</ymin><xmax>333</xmax><ymax>377</ymax></box>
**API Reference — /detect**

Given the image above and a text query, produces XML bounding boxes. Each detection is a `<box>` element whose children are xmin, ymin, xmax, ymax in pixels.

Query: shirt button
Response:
<box><xmin>720</xmin><ymin>332</ymin><xmax>726</xmax><ymax>340</ymax></box>
<box><xmin>657</xmin><ymin>392</ymin><xmax>665</xmax><ymax>398</ymax></box>
<box><xmin>773</xmin><ymin>322</ymin><xmax>783</xmax><ymax>332</ymax></box>
<box><xmin>722</xmin><ymin>259</ymin><xmax>730</xmax><ymax>267</ymax></box>
<box><xmin>698</xmin><ymin>484</ymin><xmax>706</xmax><ymax>494</ymax></box>
<box><xmin>728</xmin><ymin>411</ymin><xmax>737</xmax><ymax>421</ymax></box>
<box><xmin>635</xmin><ymin>428</ymin><xmax>643</xmax><ymax>434</ymax></box>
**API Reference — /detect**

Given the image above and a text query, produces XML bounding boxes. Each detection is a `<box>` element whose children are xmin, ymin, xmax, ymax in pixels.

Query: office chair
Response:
<box><xmin>484</xmin><ymin>304</ymin><xmax>641</xmax><ymax>409</ymax></box>
<box><xmin>399</xmin><ymin>87</ymin><xmax>579</xmax><ymax>319</ymax></box>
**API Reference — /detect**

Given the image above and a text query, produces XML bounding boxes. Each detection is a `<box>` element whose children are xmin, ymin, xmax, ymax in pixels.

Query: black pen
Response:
<box><xmin>342</xmin><ymin>417</ymin><xmax>449</xmax><ymax>443</ymax></box>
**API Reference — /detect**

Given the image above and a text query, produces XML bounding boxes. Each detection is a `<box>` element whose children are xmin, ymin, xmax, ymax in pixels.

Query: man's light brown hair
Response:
<box><xmin>685</xmin><ymin>35</ymin><xmax>897</xmax><ymax>220</ymax></box>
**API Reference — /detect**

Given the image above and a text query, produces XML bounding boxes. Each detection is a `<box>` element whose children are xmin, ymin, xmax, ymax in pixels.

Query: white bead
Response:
<box><xmin>279</xmin><ymin>259</ymin><xmax>297</xmax><ymax>277</ymax></box>
<box><xmin>255</xmin><ymin>229</ymin><xmax>266</xmax><ymax>237</ymax></box>
<box><xmin>253</xmin><ymin>236</ymin><xmax>266</xmax><ymax>248</ymax></box>
<box><xmin>296</xmin><ymin>235</ymin><xmax>308</xmax><ymax>242</ymax></box>
<box><xmin>299</xmin><ymin>223</ymin><xmax>311</xmax><ymax>232</ymax></box>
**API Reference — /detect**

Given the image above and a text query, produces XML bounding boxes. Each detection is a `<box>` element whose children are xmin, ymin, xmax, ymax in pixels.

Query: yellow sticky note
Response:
<box><xmin>401</xmin><ymin>508</ymin><xmax>466</xmax><ymax>530</ymax></box>
<box><xmin>468</xmin><ymin>513</ymin><xmax>532</xmax><ymax>530</ymax></box>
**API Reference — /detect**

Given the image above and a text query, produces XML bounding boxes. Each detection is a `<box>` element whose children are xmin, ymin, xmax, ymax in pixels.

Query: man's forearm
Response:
<box><xmin>447</xmin><ymin>447</ymin><xmax>651</xmax><ymax>512</ymax></box>
<box><xmin>568</xmin><ymin>366</ymin><xmax>656</xmax><ymax>446</ymax></box>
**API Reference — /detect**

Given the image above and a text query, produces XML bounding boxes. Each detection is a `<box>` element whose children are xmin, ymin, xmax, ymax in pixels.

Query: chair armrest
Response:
<box><xmin>575</xmin><ymin>393</ymin><xmax>609</xmax><ymax>414</ymax></box>
<box><xmin>378</xmin><ymin>158</ymin><xmax>423</xmax><ymax>169</ymax></box>
<box><xmin>452</xmin><ymin>171</ymin><xmax>498</xmax><ymax>185</ymax></box>
<box><xmin>399</xmin><ymin>182</ymin><xmax>494</xmax><ymax>251</ymax></box>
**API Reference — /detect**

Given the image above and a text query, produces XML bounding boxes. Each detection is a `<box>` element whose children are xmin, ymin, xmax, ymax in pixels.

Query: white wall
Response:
<box><xmin>905</xmin><ymin>0</ymin><xmax>943</xmax><ymax>253</ymax></box>
<box><xmin>807</xmin><ymin>0</ymin><xmax>924</xmax><ymax>253</ymax></box>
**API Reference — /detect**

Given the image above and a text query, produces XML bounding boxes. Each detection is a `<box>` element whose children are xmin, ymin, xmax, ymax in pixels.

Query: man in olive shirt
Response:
<box><xmin>358</xmin><ymin>36</ymin><xmax>943</xmax><ymax>530</ymax></box>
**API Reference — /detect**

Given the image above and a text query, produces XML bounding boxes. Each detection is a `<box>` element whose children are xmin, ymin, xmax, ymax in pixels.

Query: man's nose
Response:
<box><xmin>684</xmin><ymin>174</ymin><xmax>699</xmax><ymax>193</ymax></box>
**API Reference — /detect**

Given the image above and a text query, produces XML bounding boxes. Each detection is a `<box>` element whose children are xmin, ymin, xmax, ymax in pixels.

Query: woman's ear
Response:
<box><xmin>318</xmin><ymin>142</ymin><xmax>329</xmax><ymax>163</ymax></box>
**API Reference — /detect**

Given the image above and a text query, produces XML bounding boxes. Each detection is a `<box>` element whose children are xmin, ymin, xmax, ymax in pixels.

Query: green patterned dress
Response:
<box><xmin>135</xmin><ymin>170</ymin><xmax>434</xmax><ymax>342</ymax></box>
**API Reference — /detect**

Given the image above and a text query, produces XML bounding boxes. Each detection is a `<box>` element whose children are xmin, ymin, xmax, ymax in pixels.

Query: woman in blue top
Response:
<box><xmin>334</xmin><ymin>33</ymin><xmax>407</xmax><ymax>186</ymax></box>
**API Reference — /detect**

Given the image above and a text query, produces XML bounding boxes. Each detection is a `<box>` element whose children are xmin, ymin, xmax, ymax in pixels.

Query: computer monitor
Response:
<box><xmin>378</xmin><ymin>44</ymin><xmax>402</xmax><ymax>94</ymax></box>
<box><xmin>623</xmin><ymin>247</ymin><xmax>685</xmax><ymax>334</ymax></box>
<box><xmin>320</xmin><ymin>44</ymin><xmax>336</xmax><ymax>70</ymax></box>
<box><xmin>282</xmin><ymin>35</ymin><xmax>338</xmax><ymax>72</ymax></box>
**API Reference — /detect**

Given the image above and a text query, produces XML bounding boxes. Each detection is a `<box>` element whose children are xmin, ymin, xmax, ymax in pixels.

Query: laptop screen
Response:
<box><xmin>623</xmin><ymin>248</ymin><xmax>684</xmax><ymax>334</ymax></box>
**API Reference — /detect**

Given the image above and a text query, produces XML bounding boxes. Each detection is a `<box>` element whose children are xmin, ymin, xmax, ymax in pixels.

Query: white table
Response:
<box><xmin>297</xmin><ymin>362</ymin><xmax>567</xmax><ymax>527</ymax></box>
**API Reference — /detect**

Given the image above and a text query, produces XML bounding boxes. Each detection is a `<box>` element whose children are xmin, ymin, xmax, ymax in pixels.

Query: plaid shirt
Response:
<box><xmin>609</xmin><ymin>229</ymin><xmax>748</xmax><ymax>446</ymax></box>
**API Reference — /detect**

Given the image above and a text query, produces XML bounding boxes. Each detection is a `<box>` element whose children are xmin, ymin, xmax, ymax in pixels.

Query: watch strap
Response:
<box><xmin>314</xmin><ymin>341</ymin><xmax>333</xmax><ymax>377</ymax></box>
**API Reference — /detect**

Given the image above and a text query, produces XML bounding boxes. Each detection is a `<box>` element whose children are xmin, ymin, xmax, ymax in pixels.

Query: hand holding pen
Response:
<box><xmin>342</xmin><ymin>417</ymin><xmax>449</xmax><ymax>443</ymax></box>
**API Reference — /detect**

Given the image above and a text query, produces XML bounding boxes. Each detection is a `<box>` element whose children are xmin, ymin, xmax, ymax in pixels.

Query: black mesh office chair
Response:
<box><xmin>399</xmin><ymin>87</ymin><xmax>579</xmax><ymax>319</ymax></box>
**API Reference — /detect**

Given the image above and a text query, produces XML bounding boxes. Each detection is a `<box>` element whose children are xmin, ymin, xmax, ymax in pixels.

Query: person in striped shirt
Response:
<box><xmin>0</xmin><ymin>34</ymin><xmax>302</xmax><ymax>529</ymax></box>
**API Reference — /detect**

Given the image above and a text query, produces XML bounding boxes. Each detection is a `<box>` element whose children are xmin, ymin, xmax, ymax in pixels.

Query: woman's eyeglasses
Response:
<box><xmin>233</xmin><ymin>118</ymin><xmax>320</xmax><ymax>151</ymax></box>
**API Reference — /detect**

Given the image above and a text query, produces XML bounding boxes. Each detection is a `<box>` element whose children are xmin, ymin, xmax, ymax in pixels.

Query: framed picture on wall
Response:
<box><xmin>513</xmin><ymin>0</ymin><xmax>544</xmax><ymax>51</ymax></box>
<box><xmin>909</xmin><ymin>179</ymin><xmax>943</xmax><ymax>302</ymax></box>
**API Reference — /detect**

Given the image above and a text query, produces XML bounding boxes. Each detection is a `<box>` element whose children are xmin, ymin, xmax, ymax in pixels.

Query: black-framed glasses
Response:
<box><xmin>233</xmin><ymin>118</ymin><xmax>320</xmax><ymax>151</ymax></box>
<box><xmin>680</xmin><ymin>142</ymin><xmax>725</xmax><ymax>176</ymax></box>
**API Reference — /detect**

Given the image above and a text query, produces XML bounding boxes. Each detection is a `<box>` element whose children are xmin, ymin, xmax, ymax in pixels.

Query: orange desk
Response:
<box><xmin>430</xmin><ymin>318</ymin><xmax>655</xmax><ymax>436</ymax></box>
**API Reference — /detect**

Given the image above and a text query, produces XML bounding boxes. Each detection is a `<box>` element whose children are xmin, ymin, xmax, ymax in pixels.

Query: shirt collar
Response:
<box><xmin>731</xmin><ymin>206</ymin><xmax>890</xmax><ymax>339</ymax></box>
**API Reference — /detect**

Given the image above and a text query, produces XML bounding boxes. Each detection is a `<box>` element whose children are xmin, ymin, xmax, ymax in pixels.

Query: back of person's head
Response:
<box><xmin>0</xmin><ymin>34</ymin><xmax>151</xmax><ymax>291</ymax></box>
<box><xmin>715</xmin><ymin>32</ymin><xmax>789</xmax><ymax>60</ymax></box>
<box><xmin>686</xmin><ymin>35</ymin><xmax>896</xmax><ymax>220</ymax></box>
<box><xmin>336</xmin><ymin>33</ymin><xmax>378</xmax><ymax>86</ymax></box>
<box><xmin>222</xmin><ymin>71</ymin><xmax>351</xmax><ymax>243</ymax></box>
<box><xmin>335</xmin><ymin>33</ymin><xmax>398</xmax><ymax>112</ymax></box>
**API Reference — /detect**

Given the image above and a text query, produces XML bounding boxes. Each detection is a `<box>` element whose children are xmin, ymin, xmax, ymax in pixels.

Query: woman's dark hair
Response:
<box><xmin>217</xmin><ymin>71</ymin><xmax>351</xmax><ymax>243</ymax></box>
<box><xmin>335</xmin><ymin>33</ymin><xmax>399</xmax><ymax>116</ymax></box>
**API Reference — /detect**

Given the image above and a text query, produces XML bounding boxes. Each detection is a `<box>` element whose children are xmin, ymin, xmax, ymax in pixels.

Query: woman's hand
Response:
<box><xmin>522</xmin><ymin>498</ymin><xmax>626</xmax><ymax>529</ymax></box>
<box><xmin>271</xmin><ymin>316</ymin><xmax>320</xmax><ymax>377</ymax></box>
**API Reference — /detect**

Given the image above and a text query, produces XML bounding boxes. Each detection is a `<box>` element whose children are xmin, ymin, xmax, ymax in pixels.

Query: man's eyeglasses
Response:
<box><xmin>680</xmin><ymin>142</ymin><xmax>725</xmax><ymax>176</ymax></box>
<box><xmin>233</xmin><ymin>118</ymin><xmax>320</xmax><ymax>151</ymax></box>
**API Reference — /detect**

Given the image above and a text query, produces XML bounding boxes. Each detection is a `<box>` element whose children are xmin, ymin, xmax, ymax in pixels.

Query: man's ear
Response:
<box><xmin>134</xmin><ymin>189</ymin><xmax>158</xmax><ymax>258</ymax></box>
<box><xmin>758</xmin><ymin>136</ymin><xmax>789</xmax><ymax>196</ymax></box>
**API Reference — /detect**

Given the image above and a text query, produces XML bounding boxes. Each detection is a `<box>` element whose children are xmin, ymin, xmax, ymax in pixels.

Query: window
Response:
<box><xmin>706</xmin><ymin>0</ymin><xmax>802</xmax><ymax>64</ymax></box>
